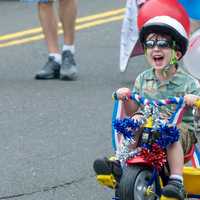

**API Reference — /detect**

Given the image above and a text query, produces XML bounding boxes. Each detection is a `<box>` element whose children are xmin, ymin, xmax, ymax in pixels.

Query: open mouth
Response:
<box><xmin>153</xmin><ymin>55</ymin><xmax>164</xmax><ymax>66</ymax></box>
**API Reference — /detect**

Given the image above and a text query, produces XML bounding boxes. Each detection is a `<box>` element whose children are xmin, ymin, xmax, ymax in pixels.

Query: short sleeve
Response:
<box><xmin>187</xmin><ymin>77</ymin><xmax>200</xmax><ymax>96</ymax></box>
<box><xmin>132</xmin><ymin>74</ymin><xmax>142</xmax><ymax>94</ymax></box>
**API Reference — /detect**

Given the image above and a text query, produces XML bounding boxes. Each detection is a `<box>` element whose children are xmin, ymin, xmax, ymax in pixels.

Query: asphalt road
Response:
<box><xmin>0</xmin><ymin>1</ymin><xmax>146</xmax><ymax>199</ymax></box>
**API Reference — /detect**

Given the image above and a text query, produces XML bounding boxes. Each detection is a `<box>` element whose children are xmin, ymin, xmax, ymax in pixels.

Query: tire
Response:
<box><xmin>118</xmin><ymin>165</ymin><xmax>159</xmax><ymax>200</ymax></box>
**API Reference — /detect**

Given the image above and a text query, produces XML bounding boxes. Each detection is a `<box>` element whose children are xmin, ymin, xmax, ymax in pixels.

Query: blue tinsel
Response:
<box><xmin>113</xmin><ymin>118</ymin><xmax>141</xmax><ymax>139</ymax></box>
<box><xmin>113</xmin><ymin>118</ymin><xmax>180</xmax><ymax>149</ymax></box>
<box><xmin>155</xmin><ymin>124</ymin><xmax>180</xmax><ymax>148</ymax></box>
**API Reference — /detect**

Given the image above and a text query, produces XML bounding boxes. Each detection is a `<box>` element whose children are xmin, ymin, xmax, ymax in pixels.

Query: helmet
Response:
<box><xmin>137</xmin><ymin>0</ymin><xmax>190</xmax><ymax>56</ymax></box>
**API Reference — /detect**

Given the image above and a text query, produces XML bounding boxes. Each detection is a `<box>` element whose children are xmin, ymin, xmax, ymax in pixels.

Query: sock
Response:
<box><xmin>170</xmin><ymin>174</ymin><xmax>183</xmax><ymax>183</ymax></box>
<box><xmin>49</xmin><ymin>53</ymin><xmax>61</xmax><ymax>65</ymax></box>
<box><xmin>62</xmin><ymin>44</ymin><xmax>75</xmax><ymax>54</ymax></box>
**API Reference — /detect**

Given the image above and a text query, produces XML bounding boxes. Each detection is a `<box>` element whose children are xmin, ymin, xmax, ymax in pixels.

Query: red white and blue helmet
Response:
<box><xmin>137</xmin><ymin>0</ymin><xmax>190</xmax><ymax>56</ymax></box>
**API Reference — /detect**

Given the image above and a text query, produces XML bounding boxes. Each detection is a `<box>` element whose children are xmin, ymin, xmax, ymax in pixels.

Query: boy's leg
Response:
<box><xmin>162</xmin><ymin>123</ymin><xmax>197</xmax><ymax>200</ymax></box>
<box><xmin>167</xmin><ymin>142</ymin><xmax>184</xmax><ymax>175</ymax></box>
<box><xmin>35</xmin><ymin>1</ymin><xmax>61</xmax><ymax>79</ymax></box>
<box><xmin>58</xmin><ymin>0</ymin><xmax>78</xmax><ymax>80</ymax></box>
<box><xmin>162</xmin><ymin>141</ymin><xmax>185</xmax><ymax>199</ymax></box>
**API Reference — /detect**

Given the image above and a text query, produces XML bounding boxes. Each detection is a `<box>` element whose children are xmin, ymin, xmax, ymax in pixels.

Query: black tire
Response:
<box><xmin>118</xmin><ymin>165</ymin><xmax>160</xmax><ymax>200</ymax></box>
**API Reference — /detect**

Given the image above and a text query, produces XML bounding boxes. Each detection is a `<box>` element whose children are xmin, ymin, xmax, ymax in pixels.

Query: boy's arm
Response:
<box><xmin>122</xmin><ymin>99</ymin><xmax>139</xmax><ymax>117</ymax></box>
<box><xmin>185</xmin><ymin>78</ymin><xmax>200</xmax><ymax>113</ymax></box>
<box><xmin>185</xmin><ymin>80</ymin><xmax>200</xmax><ymax>145</ymax></box>
<box><xmin>115</xmin><ymin>87</ymin><xmax>139</xmax><ymax>117</ymax></box>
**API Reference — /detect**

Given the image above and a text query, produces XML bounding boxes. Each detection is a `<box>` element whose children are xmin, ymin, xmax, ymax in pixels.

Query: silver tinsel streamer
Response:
<box><xmin>116</xmin><ymin>138</ymin><xmax>140</xmax><ymax>164</ymax></box>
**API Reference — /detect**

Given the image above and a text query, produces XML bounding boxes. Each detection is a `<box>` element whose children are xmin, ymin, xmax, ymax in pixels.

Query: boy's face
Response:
<box><xmin>144</xmin><ymin>33</ymin><xmax>181</xmax><ymax>70</ymax></box>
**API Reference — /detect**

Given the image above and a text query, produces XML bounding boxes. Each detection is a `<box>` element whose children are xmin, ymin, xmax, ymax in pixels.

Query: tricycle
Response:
<box><xmin>96</xmin><ymin>92</ymin><xmax>200</xmax><ymax>200</ymax></box>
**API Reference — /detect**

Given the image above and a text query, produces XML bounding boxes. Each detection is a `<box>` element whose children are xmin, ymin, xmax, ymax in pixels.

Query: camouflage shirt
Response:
<box><xmin>132</xmin><ymin>67</ymin><xmax>200</xmax><ymax>132</ymax></box>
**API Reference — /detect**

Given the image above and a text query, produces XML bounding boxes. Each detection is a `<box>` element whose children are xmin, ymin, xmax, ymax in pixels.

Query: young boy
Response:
<box><xmin>94</xmin><ymin>1</ymin><xmax>200</xmax><ymax>199</ymax></box>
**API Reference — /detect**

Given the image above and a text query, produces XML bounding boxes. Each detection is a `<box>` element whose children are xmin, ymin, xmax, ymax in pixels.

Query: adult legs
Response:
<box><xmin>35</xmin><ymin>2</ymin><xmax>61</xmax><ymax>79</ymax></box>
<box><xmin>37</xmin><ymin>2</ymin><xmax>59</xmax><ymax>53</ymax></box>
<box><xmin>58</xmin><ymin>0</ymin><xmax>78</xmax><ymax>80</ymax></box>
<box><xmin>58</xmin><ymin>0</ymin><xmax>77</xmax><ymax>45</ymax></box>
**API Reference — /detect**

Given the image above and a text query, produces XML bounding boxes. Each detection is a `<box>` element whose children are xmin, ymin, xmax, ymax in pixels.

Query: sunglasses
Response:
<box><xmin>144</xmin><ymin>40</ymin><xmax>172</xmax><ymax>49</ymax></box>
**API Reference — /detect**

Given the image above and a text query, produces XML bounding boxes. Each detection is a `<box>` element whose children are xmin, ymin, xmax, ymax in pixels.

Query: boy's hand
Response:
<box><xmin>115</xmin><ymin>87</ymin><xmax>131</xmax><ymax>101</ymax></box>
<box><xmin>184</xmin><ymin>94</ymin><xmax>200</xmax><ymax>107</ymax></box>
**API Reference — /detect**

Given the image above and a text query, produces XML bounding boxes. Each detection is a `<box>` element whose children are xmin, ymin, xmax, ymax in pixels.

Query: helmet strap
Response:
<box><xmin>161</xmin><ymin>42</ymin><xmax>178</xmax><ymax>77</ymax></box>
<box><xmin>144</xmin><ymin>47</ymin><xmax>147</xmax><ymax>56</ymax></box>
<box><xmin>169</xmin><ymin>42</ymin><xmax>178</xmax><ymax>65</ymax></box>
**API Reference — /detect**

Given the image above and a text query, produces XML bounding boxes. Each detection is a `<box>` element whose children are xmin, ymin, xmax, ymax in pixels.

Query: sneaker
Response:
<box><xmin>162</xmin><ymin>179</ymin><xmax>185</xmax><ymax>200</ymax></box>
<box><xmin>93</xmin><ymin>157</ymin><xmax>122</xmax><ymax>182</ymax></box>
<box><xmin>60</xmin><ymin>50</ymin><xmax>78</xmax><ymax>80</ymax></box>
<box><xmin>35</xmin><ymin>57</ymin><xmax>60</xmax><ymax>79</ymax></box>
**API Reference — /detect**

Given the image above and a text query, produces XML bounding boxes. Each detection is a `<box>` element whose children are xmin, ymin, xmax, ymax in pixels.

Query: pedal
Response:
<box><xmin>96</xmin><ymin>174</ymin><xmax>117</xmax><ymax>189</ymax></box>
<box><xmin>145</xmin><ymin>186</ymin><xmax>159</xmax><ymax>198</ymax></box>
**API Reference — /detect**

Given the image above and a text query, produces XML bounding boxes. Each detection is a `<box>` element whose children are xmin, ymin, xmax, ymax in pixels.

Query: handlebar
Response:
<box><xmin>112</xmin><ymin>91</ymin><xmax>200</xmax><ymax>128</ymax></box>
<box><xmin>113</xmin><ymin>92</ymin><xmax>200</xmax><ymax>110</ymax></box>
<box><xmin>112</xmin><ymin>92</ymin><xmax>185</xmax><ymax>107</ymax></box>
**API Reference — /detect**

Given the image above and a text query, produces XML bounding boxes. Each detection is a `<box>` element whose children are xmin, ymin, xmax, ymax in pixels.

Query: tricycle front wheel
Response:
<box><xmin>118</xmin><ymin>166</ymin><xmax>160</xmax><ymax>200</ymax></box>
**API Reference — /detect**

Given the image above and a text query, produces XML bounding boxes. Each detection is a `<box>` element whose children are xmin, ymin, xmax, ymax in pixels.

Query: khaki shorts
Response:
<box><xmin>178</xmin><ymin>123</ymin><xmax>197</xmax><ymax>154</ymax></box>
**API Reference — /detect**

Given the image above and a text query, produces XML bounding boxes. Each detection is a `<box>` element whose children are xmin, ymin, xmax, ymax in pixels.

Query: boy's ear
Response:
<box><xmin>176</xmin><ymin>51</ymin><xmax>182</xmax><ymax>60</ymax></box>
